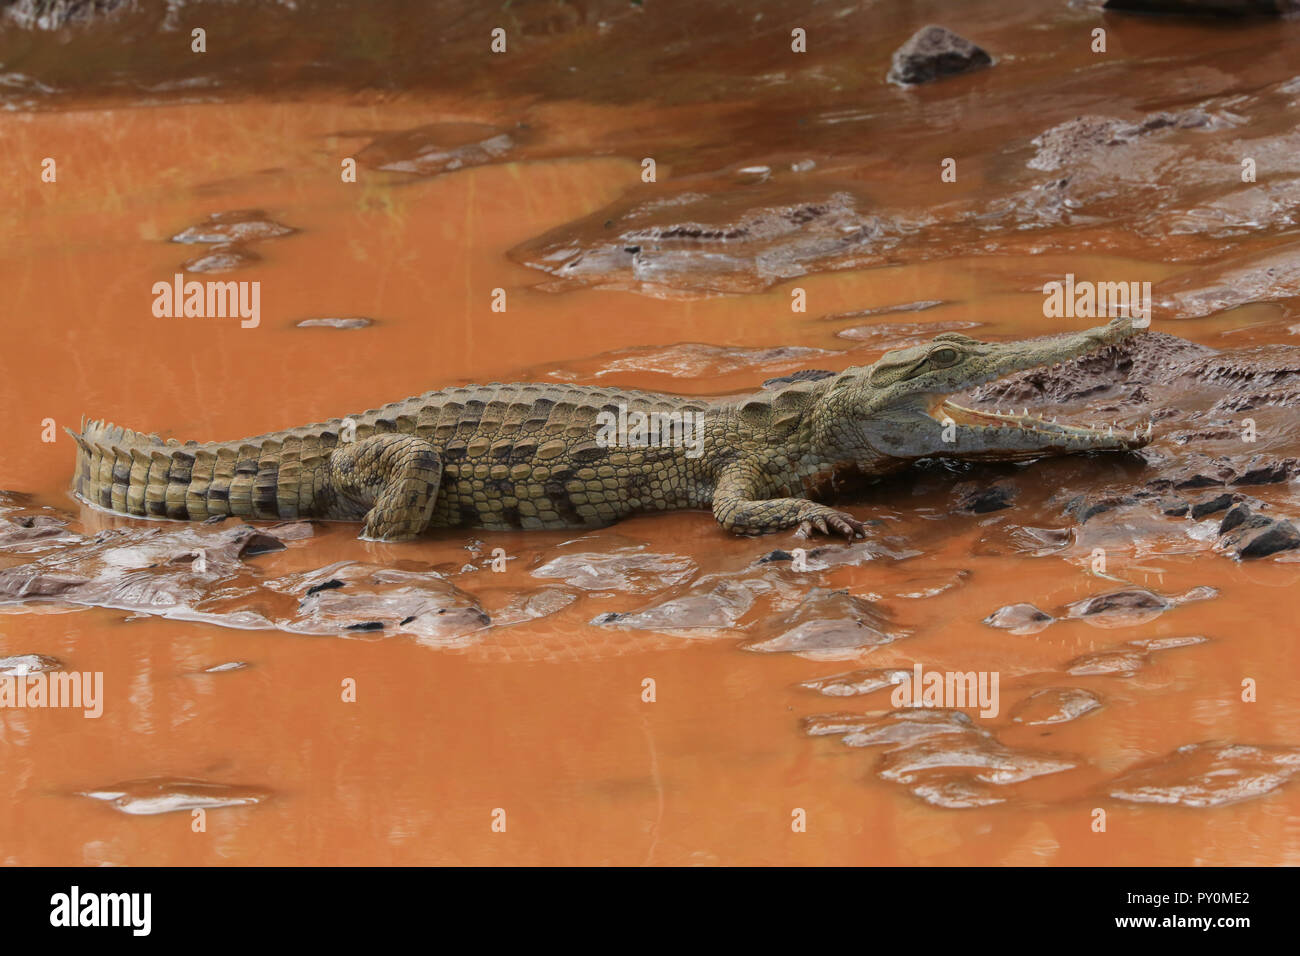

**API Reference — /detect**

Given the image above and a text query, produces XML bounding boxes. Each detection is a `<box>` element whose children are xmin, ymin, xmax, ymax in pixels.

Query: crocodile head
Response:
<box><xmin>811</xmin><ymin>317</ymin><xmax>1151</xmax><ymax>465</ymax></box>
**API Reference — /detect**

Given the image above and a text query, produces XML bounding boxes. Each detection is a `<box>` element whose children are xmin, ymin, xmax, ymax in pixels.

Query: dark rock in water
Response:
<box><xmin>1230</xmin><ymin>518</ymin><xmax>1300</xmax><ymax>558</ymax></box>
<box><xmin>239</xmin><ymin>532</ymin><xmax>286</xmax><ymax>556</ymax></box>
<box><xmin>1062</xmin><ymin>493</ymin><xmax>1137</xmax><ymax>524</ymax></box>
<box><xmin>1218</xmin><ymin>502</ymin><xmax>1265</xmax><ymax>534</ymax></box>
<box><xmin>954</xmin><ymin>481</ymin><xmax>1016</xmax><ymax>514</ymax></box>
<box><xmin>79</xmin><ymin>777</ymin><xmax>270</xmax><ymax>816</ymax></box>
<box><xmin>887</xmin><ymin>26</ymin><xmax>993</xmax><ymax>87</ymax></box>
<box><xmin>1232</xmin><ymin>458</ymin><xmax>1300</xmax><ymax>485</ymax></box>
<box><xmin>304</xmin><ymin>578</ymin><xmax>345</xmax><ymax>597</ymax></box>
<box><xmin>295</xmin><ymin>317</ymin><xmax>374</xmax><ymax>329</ymax></box>
<box><xmin>983</xmin><ymin>603</ymin><xmax>1054</xmax><ymax>635</ymax></box>
<box><xmin>1009</xmin><ymin>688</ymin><xmax>1103</xmax><ymax>726</ymax></box>
<box><xmin>1190</xmin><ymin>493</ymin><xmax>1236</xmax><ymax>519</ymax></box>
<box><xmin>0</xmin><ymin>653</ymin><xmax>62</xmax><ymax>676</ymax></box>
<box><xmin>1109</xmin><ymin>742</ymin><xmax>1300</xmax><ymax>808</ymax></box>
<box><xmin>1173</xmin><ymin>467</ymin><xmax>1235</xmax><ymax>490</ymax></box>
<box><xmin>743</xmin><ymin>588</ymin><xmax>905</xmax><ymax>656</ymax></box>
<box><xmin>1158</xmin><ymin>496</ymin><xmax>1190</xmax><ymax>516</ymax></box>
<box><xmin>1103</xmin><ymin>0</ymin><xmax>1300</xmax><ymax>17</ymax></box>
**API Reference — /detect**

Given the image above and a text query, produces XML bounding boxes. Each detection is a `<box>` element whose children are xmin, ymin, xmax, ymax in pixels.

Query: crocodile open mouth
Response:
<box><xmin>913</xmin><ymin>318</ymin><xmax>1153</xmax><ymax>451</ymax></box>
<box><xmin>933</xmin><ymin>398</ymin><xmax>1151</xmax><ymax>445</ymax></box>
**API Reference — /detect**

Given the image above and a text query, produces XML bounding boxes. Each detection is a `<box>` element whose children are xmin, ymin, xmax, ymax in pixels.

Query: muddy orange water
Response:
<box><xmin>2</xmin><ymin>2</ymin><xmax>1300</xmax><ymax>865</ymax></box>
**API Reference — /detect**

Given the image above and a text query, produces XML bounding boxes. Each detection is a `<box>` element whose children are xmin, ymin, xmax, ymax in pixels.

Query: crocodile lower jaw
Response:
<box><xmin>934</xmin><ymin>399</ymin><xmax>1149</xmax><ymax>445</ymax></box>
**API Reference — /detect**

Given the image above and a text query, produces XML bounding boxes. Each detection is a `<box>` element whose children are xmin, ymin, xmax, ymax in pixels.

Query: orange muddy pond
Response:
<box><xmin>2</xmin><ymin>2</ymin><xmax>1300</xmax><ymax>866</ymax></box>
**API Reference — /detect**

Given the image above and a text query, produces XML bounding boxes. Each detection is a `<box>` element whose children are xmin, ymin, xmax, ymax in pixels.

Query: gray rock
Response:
<box><xmin>1190</xmin><ymin>493</ymin><xmax>1235</xmax><ymax>519</ymax></box>
<box><xmin>887</xmin><ymin>26</ymin><xmax>993</xmax><ymax>87</ymax></box>
<box><xmin>1233</xmin><ymin>519</ymin><xmax>1300</xmax><ymax>558</ymax></box>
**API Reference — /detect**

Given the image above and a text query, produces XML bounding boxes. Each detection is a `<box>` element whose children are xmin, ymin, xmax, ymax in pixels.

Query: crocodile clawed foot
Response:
<box><xmin>795</xmin><ymin>509</ymin><xmax>865</xmax><ymax>540</ymax></box>
<box><xmin>828</xmin><ymin>512</ymin><xmax>866</xmax><ymax>539</ymax></box>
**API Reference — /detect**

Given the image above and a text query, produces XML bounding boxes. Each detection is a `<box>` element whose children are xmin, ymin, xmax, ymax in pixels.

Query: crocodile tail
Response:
<box><xmin>66</xmin><ymin>418</ymin><xmax>191</xmax><ymax>519</ymax></box>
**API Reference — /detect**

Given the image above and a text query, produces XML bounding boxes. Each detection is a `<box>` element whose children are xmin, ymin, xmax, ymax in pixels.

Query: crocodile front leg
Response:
<box><xmin>711</xmin><ymin>462</ymin><xmax>865</xmax><ymax>539</ymax></box>
<box><xmin>329</xmin><ymin>434</ymin><xmax>442</xmax><ymax>541</ymax></box>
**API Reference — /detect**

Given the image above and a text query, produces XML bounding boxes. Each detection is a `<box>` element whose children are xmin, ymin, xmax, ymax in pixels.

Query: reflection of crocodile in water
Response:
<box><xmin>69</xmin><ymin>319</ymin><xmax>1150</xmax><ymax>541</ymax></box>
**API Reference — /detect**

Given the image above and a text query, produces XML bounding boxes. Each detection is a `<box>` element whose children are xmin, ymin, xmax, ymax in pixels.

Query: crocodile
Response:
<box><xmin>68</xmin><ymin>318</ymin><xmax>1149</xmax><ymax>542</ymax></box>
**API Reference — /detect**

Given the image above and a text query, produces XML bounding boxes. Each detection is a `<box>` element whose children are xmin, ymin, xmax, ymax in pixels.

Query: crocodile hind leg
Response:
<box><xmin>329</xmin><ymin>434</ymin><xmax>442</xmax><ymax>541</ymax></box>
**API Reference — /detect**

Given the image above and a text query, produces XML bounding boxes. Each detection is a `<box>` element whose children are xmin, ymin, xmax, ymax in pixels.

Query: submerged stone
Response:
<box><xmin>355</xmin><ymin>122</ymin><xmax>516</xmax><ymax>177</ymax></box>
<box><xmin>171</xmin><ymin>209</ymin><xmax>297</xmax><ymax>244</ymax></box>
<box><xmin>799</xmin><ymin>667</ymin><xmax>913</xmax><ymax>697</ymax></box>
<box><xmin>591</xmin><ymin>578</ymin><xmax>755</xmax><ymax>633</ymax></box>
<box><xmin>983</xmin><ymin>603</ymin><xmax>1054</xmax><ymax>635</ymax></box>
<box><xmin>295</xmin><ymin>317</ymin><xmax>374</xmax><ymax>329</ymax></box>
<box><xmin>1109</xmin><ymin>742</ymin><xmax>1300</xmax><ymax>808</ymax></box>
<box><xmin>79</xmin><ymin>777</ymin><xmax>270</xmax><ymax>815</ymax></box>
<box><xmin>531</xmin><ymin>546</ymin><xmax>696</xmax><ymax>593</ymax></box>
<box><xmin>742</xmin><ymin>588</ymin><xmax>904</xmax><ymax>656</ymax></box>
<box><xmin>1009</xmin><ymin>687</ymin><xmax>1103</xmax><ymax>725</ymax></box>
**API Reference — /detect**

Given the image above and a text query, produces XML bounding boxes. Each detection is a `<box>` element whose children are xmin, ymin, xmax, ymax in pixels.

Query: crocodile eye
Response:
<box><xmin>929</xmin><ymin>347</ymin><xmax>960</xmax><ymax>367</ymax></box>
